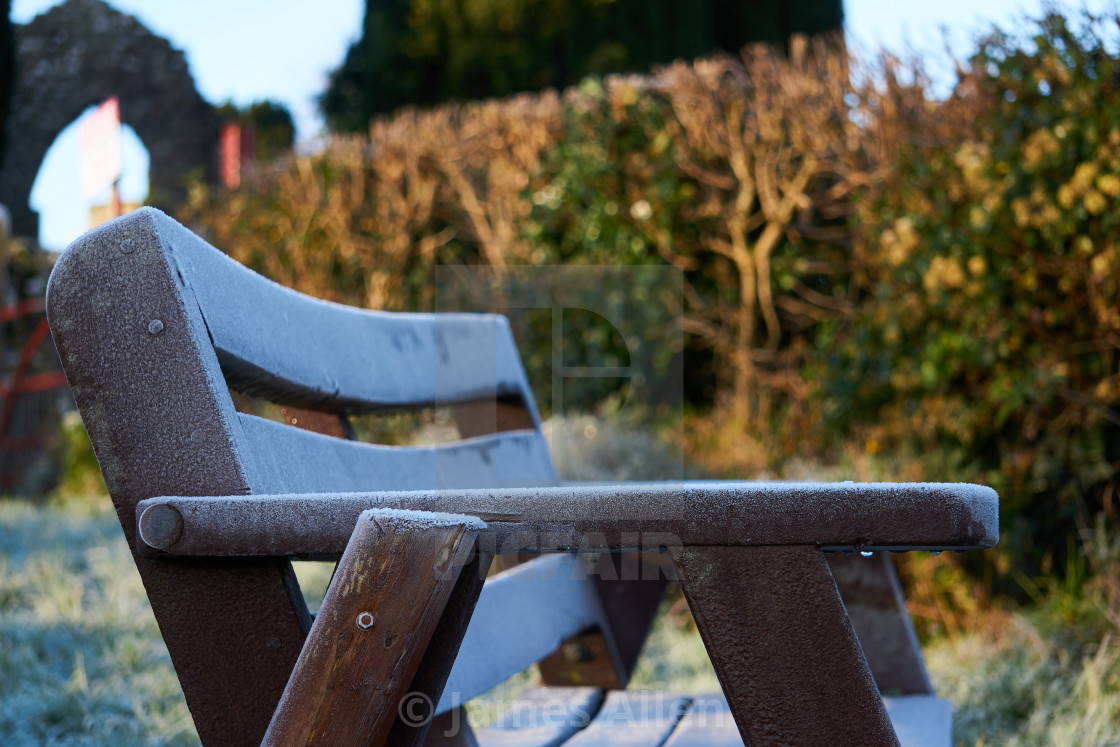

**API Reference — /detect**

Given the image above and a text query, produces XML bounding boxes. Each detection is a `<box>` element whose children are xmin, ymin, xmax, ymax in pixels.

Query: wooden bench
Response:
<box><xmin>46</xmin><ymin>208</ymin><xmax>998</xmax><ymax>746</ymax></box>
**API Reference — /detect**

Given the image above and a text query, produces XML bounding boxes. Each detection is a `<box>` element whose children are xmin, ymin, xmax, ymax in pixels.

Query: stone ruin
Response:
<box><xmin>0</xmin><ymin>0</ymin><xmax>219</xmax><ymax>237</ymax></box>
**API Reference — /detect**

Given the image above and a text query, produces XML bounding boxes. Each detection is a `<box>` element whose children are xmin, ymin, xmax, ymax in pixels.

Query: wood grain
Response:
<box><xmin>387</xmin><ymin>550</ymin><xmax>492</xmax><ymax>747</ymax></box>
<box><xmin>262</xmin><ymin>510</ymin><xmax>480</xmax><ymax>746</ymax></box>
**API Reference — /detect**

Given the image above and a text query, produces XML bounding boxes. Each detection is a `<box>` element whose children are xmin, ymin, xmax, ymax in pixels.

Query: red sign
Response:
<box><xmin>79</xmin><ymin>97</ymin><xmax>123</xmax><ymax>199</ymax></box>
<box><xmin>220</xmin><ymin>123</ymin><xmax>242</xmax><ymax>189</ymax></box>
<box><xmin>220</xmin><ymin>123</ymin><xmax>256</xmax><ymax>189</ymax></box>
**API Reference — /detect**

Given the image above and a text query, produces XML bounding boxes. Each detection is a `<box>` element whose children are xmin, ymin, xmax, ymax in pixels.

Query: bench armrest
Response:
<box><xmin>136</xmin><ymin>481</ymin><xmax>998</xmax><ymax>557</ymax></box>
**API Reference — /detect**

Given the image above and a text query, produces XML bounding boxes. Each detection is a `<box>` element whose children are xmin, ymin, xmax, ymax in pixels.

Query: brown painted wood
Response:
<box><xmin>452</xmin><ymin>398</ymin><xmax>536</xmax><ymax>439</ymax></box>
<box><xmin>670</xmin><ymin>545</ymin><xmax>900</xmax><ymax>746</ymax></box>
<box><xmin>262</xmin><ymin>510</ymin><xmax>480</xmax><ymax>746</ymax></box>
<box><xmin>47</xmin><ymin>209</ymin><xmax>312</xmax><ymax>746</ymax></box>
<box><xmin>420</xmin><ymin>709</ymin><xmax>478</xmax><ymax>747</ymax></box>
<box><xmin>51</xmin><ymin>209</ymin><xmax>992</xmax><ymax>747</ymax></box>
<box><xmin>388</xmin><ymin>550</ymin><xmax>493</xmax><ymax>747</ymax></box>
<box><xmin>591</xmin><ymin>553</ymin><xmax>671</xmax><ymax>679</ymax></box>
<box><xmin>828</xmin><ymin>552</ymin><xmax>933</xmax><ymax>695</ymax></box>
<box><xmin>137</xmin><ymin>480</ymin><xmax>1001</xmax><ymax>558</ymax></box>
<box><xmin>278</xmin><ymin>404</ymin><xmax>350</xmax><ymax>440</ymax></box>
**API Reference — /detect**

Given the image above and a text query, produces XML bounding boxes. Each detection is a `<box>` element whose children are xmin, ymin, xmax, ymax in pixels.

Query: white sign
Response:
<box><xmin>79</xmin><ymin>97</ymin><xmax>122</xmax><ymax>199</ymax></box>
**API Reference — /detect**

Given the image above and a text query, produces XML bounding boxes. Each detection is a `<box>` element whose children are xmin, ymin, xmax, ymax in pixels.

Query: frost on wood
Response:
<box><xmin>359</xmin><ymin>507</ymin><xmax>486</xmax><ymax>533</ymax></box>
<box><xmin>161</xmin><ymin>205</ymin><xmax>540</xmax><ymax>418</ymax></box>
<box><xmin>136</xmin><ymin>481</ymin><xmax>1000</xmax><ymax>556</ymax></box>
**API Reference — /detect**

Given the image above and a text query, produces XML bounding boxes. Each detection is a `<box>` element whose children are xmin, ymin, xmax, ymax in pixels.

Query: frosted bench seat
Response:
<box><xmin>473</xmin><ymin>689</ymin><xmax>952</xmax><ymax>747</ymax></box>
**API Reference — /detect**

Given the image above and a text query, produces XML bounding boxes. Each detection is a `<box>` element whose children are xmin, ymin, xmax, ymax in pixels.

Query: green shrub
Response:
<box><xmin>819</xmin><ymin>11</ymin><xmax>1120</xmax><ymax>579</ymax></box>
<box><xmin>524</xmin><ymin>45</ymin><xmax>870</xmax><ymax>434</ymax></box>
<box><xmin>57</xmin><ymin>411</ymin><xmax>105</xmax><ymax>500</ymax></box>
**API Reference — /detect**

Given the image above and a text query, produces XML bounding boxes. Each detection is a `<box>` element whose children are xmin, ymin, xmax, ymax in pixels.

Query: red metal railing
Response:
<box><xmin>0</xmin><ymin>297</ymin><xmax>69</xmax><ymax>488</ymax></box>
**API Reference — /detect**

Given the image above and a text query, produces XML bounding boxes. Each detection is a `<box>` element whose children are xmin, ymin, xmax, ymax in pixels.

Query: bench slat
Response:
<box><xmin>163</xmin><ymin>211</ymin><xmax>541</xmax><ymax>418</ymax></box>
<box><xmin>474</xmin><ymin>687</ymin><xmax>604</xmax><ymax>747</ymax></box>
<box><xmin>661</xmin><ymin>696</ymin><xmax>743</xmax><ymax>747</ymax></box>
<box><xmin>561</xmin><ymin>691</ymin><xmax>690</xmax><ymax>747</ymax></box>
<box><xmin>883</xmin><ymin>695</ymin><xmax>953</xmax><ymax>747</ymax></box>
<box><xmin>436</xmin><ymin>555</ymin><xmax>605</xmax><ymax>713</ymax></box>
<box><xmin>136</xmin><ymin>481</ymin><xmax>999</xmax><ymax>556</ymax></box>
<box><xmin>238</xmin><ymin>413</ymin><xmax>556</xmax><ymax>494</ymax></box>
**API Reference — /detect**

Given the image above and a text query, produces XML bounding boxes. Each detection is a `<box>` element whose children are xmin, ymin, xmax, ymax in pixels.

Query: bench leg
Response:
<box><xmin>263</xmin><ymin>510</ymin><xmax>480</xmax><ymax>747</ymax></box>
<box><xmin>420</xmin><ymin>708</ymin><xmax>478</xmax><ymax>747</ymax></box>
<box><xmin>389</xmin><ymin>550</ymin><xmax>493</xmax><ymax>747</ymax></box>
<box><xmin>670</xmin><ymin>545</ymin><xmax>899</xmax><ymax>746</ymax></box>
<box><xmin>828</xmin><ymin>552</ymin><xmax>933</xmax><ymax>695</ymax></box>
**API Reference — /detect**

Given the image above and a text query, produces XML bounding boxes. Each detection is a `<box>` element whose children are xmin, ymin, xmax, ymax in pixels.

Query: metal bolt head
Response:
<box><xmin>562</xmin><ymin>640</ymin><xmax>594</xmax><ymax>664</ymax></box>
<box><xmin>140</xmin><ymin>504</ymin><xmax>183</xmax><ymax>549</ymax></box>
<box><xmin>148</xmin><ymin>319</ymin><xmax>164</xmax><ymax>335</ymax></box>
<box><xmin>190</xmin><ymin>429</ymin><xmax>205</xmax><ymax>444</ymax></box>
<box><xmin>356</xmin><ymin>612</ymin><xmax>374</xmax><ymax>630</ymax></box>
<box><xmin>119</xmin><ymin>238</ymin><xmax>135</xmax><ymax>254</ymax></box>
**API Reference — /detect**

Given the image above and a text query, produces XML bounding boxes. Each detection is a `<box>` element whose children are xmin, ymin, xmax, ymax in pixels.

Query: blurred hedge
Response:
<box><xmin>181</xmin><ymin>11</ymin><xmax>1120</xmax><ymax>587</ymax></box>
<box><xmin>184</xmin><ymin>35</ymin><xmax>876</xmax><ymax>434</ymax></box>
<box><xmin>819</xmin><ymin>13</ymin><xmax>1120</xmax><ymax>578</ymax></box>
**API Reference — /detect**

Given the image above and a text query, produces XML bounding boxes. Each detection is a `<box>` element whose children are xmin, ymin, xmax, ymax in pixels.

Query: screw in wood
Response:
<box><xmin>119</xmin><ymin>238</ymin><xmax>135</xmax><ymax>253</ymax></box>
<box><xmin>356</xmin><ymin>612</ymin><xmax>374</xmax><ymax>630</ymax></box>
<box><xmin>148</xmin><ymin>319</ymin><xmax>164</xmax><ymax>335</ymax></box>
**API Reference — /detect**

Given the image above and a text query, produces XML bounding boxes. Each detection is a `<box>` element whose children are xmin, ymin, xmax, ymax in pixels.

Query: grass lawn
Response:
<box><xmin>0</xmin><ymin>499</ymin><xmax>196</xmax><ymax>745</ymax></box>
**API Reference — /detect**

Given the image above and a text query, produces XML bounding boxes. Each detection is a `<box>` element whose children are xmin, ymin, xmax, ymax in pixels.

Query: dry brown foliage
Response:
<box><xmin>182</xmin><ymin>38</ymin><xmax>927</xmax><ymax>455</ymax></box>
<box><xmin>183</xmin><ymin>91</ymin><xmax>563</xmax><ymax>311</ymax></box>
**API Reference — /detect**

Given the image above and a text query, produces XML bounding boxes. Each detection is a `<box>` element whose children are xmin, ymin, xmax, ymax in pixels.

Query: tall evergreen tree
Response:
<box><xmin>321</xmin><ymin>0</ymin><xmax>843</xmax><ymax>132</ymax></box>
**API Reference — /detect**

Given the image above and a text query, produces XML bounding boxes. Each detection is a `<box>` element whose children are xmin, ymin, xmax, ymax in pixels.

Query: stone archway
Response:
<box><xmin>0</xmin><ymin>0</ymin><xmax>218</xmax><ymax>237</ymax></box>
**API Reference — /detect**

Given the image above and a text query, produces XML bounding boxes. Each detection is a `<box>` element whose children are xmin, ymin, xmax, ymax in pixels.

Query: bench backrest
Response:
<box><xmin>46</xmin><ymin>208</ymin><xmax>563</xmax><ymax>744</ymax></box>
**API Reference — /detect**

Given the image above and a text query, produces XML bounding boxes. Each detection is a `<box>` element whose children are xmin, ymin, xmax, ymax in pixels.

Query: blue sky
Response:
<box><xmin>10</xmin><ymin>0</ymin><xmax>1114</xmax><ymax>250</ymax></box>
